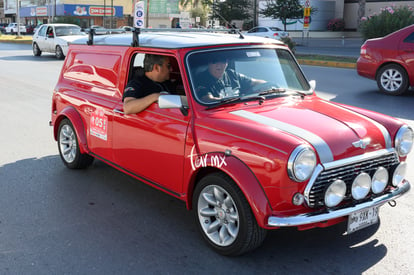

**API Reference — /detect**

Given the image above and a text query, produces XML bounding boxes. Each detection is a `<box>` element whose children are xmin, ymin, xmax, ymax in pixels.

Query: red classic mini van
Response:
<box><xmin>51</xmin><ymin>29</ymin><xmax>412</xmax><ymax>255</ymax></box>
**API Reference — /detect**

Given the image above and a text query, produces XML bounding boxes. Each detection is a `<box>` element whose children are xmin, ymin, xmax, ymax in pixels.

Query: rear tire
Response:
<box><xmin>193</xmin><ymin>172</ymin><xmax>267</xmax><ymax>256</ymax></box>
<box><xmin>55</xmin><ymin>45</ymin><xmax>65</xmax><ymax>60</ymax></box>
<box><xmin>376</xmin><ymin>64</ymin><xmax>409</xmax><ymax>95</ymax></box>
<box><xmin>58</xmin><ymin>118</ymin><xmax>94</xmax><ymax>169</ymax></box>
<box><xmin>33</xmin><ymin>43</ymin><xmax>41</xmax><ymax>56</ymax></box>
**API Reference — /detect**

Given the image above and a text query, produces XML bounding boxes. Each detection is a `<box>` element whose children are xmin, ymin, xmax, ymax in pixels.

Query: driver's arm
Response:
<box><xmin>123</xmin><ymin>93</ymin><xmax>160</xmax><ymax>114</ymax></box>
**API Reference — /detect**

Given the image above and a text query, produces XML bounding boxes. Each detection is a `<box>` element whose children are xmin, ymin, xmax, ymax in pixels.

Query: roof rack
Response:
<box><xmin>85</xmin><ymin>27</ymin><xmax>244</xmax><ymax>46</ymax></box>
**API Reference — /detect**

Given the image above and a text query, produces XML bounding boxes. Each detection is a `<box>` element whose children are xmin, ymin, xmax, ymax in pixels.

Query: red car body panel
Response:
<box><xmin>51</xmin><ymin>32</ymin><xmax>411</xmax><ymax>235</ymax></box>
<box><xmin>357</xmin><ymin>24</ymin><xmax>414</xmax><ymax>87</ymax></box>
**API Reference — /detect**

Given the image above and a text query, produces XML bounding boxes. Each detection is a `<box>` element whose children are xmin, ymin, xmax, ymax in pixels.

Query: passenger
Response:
<box><xmin>123</xmin><ymin>54</ymin><xmax>172</xmax><ymax>114</ymax></box>
<box><xmin>195</xmin><ymin>57</ymin><xmax>265</xmax><ymax>102</ymax></box>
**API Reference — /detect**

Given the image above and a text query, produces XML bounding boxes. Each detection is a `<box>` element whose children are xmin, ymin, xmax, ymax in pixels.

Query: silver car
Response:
<box><xmin>32</xmin><ymin>24</ymin><xmax>86</xmax><ymax>59</ymax></box>
<box><xmin>244</xmin><ymin>26</ymin><xmax>289</xmax><ymax>41</ymax></box>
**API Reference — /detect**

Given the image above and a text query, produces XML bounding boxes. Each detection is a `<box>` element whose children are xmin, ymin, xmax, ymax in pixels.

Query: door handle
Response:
<box><xmin>113</xmin><ymin>109</ymin><xmax>124</xmax><ymax>115</ymax></box>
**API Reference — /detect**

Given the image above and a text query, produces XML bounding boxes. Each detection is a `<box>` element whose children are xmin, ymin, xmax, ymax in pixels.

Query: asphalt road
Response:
<box><xmin>294</xmin><ymin>37</ymin><xmax>363</xmax><ymax>58</ymax></box>
<box><xmin>0</xmin><ymin>42</ymin><xmax>413</xmax><ymax>274</ymax></box>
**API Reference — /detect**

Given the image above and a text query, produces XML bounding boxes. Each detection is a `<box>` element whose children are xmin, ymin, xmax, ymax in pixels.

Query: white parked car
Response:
<box><xmin>244</xmin><ymin>26</ymin><xmax>288</xmax><ymax>40</ymax></box>
<box><xmin>5</xmin><ymin>23</ymin><xmax>27</xmax><ymax>34</ymax></box>
<box><xmin>32</xmin><ymin>24</ymin><xmax>86</xmax><ymax>59</ymax></box>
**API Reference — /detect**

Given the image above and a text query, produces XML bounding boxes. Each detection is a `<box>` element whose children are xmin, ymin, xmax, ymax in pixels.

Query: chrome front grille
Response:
<box><xmin>307</xmin><ymin>151</ymin><xmax>400</xmax><ymax>208</ymax></box>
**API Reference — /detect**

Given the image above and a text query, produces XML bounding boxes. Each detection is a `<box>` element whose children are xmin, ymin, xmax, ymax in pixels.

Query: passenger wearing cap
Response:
<box><xmin>195</xmin><ymin>56</ymin><xmax>265</xmax><ymax>102</ymax></box>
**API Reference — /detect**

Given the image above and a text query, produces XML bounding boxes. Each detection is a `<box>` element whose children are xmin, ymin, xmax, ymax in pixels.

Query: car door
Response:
<box><xmin>44</xmin><ymin>26</ymin><xmax>56</xmax><ymax>52</ymax></box>
<box><xmin>399</xmin><ymin>31</ymin><xmax>414</xmax><ymax>82</ymax></box>
<box><xmin>34</xmin><ymin>25</ymin><xmax>48</xmax><ymax>51</ymax></box>
<box><xmin>112</xmin><ymin>52</ymin><xmax>190</xmax><ymax>194</ymax></box>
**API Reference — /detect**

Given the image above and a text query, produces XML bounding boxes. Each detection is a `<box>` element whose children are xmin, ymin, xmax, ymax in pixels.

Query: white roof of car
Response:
<box><xmin>71</xmin><ymin>30</ymin><xmax>285</xmax><ymax>49</ymax></box>
<box><xmin>42</xmin><ymin>23</ymin><xmax>81</xmax><ymax>27</ymax></box>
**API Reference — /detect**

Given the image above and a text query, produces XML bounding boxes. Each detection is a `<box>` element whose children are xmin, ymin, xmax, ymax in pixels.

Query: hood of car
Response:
<box><xmin>205</xmin><ymin>96</ymin><xmax>391</xmax><ymax>164</ymax></box>
<box><xmin>57</xmin><ymin>35</ymin><xmax>87</xmax><ymax>43</ymax></box>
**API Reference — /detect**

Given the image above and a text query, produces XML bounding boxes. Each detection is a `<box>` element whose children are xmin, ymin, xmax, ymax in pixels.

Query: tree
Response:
<box><xmin>260</xmin><ymin>0</ymin><xmax>303</xmax><ymax>31</ymax></box>
<box><xmin>214</xmin><ymin>0</ymin><xmax>252</xmax><ymax>22</ymax></box>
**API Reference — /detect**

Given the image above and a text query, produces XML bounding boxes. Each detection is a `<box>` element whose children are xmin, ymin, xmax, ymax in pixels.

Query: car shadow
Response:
<box><xmin>0</xmin><ymin>155</ymin><xmax>388</xmax><ymax>273</ymax></box>
<box><xmin>0</xmin><ymin>54</ymin><xmax>62</xmax><ymax>62</ymax></box>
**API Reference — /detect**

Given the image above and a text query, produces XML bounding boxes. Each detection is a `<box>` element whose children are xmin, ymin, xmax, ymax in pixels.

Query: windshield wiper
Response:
<box><xmin>206</xmin><ymin>96</ymin><xmax>242</xmax><ymax>110</ymax></box>
<box><xmin>258</xmin><ymin>88</ymin><xmax>286</xmax><ymax>96</ymax></box>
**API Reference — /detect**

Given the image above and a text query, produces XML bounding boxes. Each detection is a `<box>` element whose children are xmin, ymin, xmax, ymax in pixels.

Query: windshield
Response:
<box><xmin>187</xmin><ymin>48</ymin><xmax>311</xmax><ymax>105</ymax></box>
<box><xmin>55</xmin><ymin>26</ymin><xmax>83</xmax><ymax>36</ymax></box>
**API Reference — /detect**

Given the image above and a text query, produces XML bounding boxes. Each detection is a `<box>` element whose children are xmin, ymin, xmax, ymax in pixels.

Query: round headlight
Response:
<box><xmin>325</xmin><ymin>180</ymin><xmax>346</xmax><ymax>207</ymax></box>
<box><xmin>392</xmin><ymin>162</ymin><xmax>407</xmax><ymax>187</ymax></box>
<box><xmin>395</xmin><ymin>125</ymin><xmax>413</xmax><ymax>157</ymax></box>
<box><xmin>372</xmin><ymin>167</ymin><xmax>389</xmax><ymax>194</ymax></box>
<box><xmin>288</xmin><ymin>145</ymin><xmax>317</xmax><ymax>182</ymax></box>
<box><xmin>351</xmin><ymin>172</ymin><xmax>371</xmax><ymax>200</ymax></box>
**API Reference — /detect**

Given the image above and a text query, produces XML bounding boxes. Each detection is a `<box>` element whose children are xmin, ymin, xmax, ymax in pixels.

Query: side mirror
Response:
<box><xmin>309</xmin><ymin>80</ymin><xmax>316</xmax><ymax>91</ymax></box>
<box><xmin>158</xmin><ymin>95</ymin><xmax>189</xmax><ymax>116</ymax></box>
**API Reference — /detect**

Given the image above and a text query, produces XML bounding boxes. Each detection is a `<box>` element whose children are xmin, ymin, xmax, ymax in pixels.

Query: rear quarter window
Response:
<box><xmin>63</xmin><ymin>52</ymin><xmax>122</xmax><ymax>96</ymax></box>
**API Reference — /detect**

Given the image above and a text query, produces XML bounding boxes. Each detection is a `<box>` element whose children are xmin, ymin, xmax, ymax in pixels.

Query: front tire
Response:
<box><xmin>193</xmin><ymin>172</ymin><xmax>267</xmax><ymax>256</ymax></box>
<box><xmin>58</xmin><ymin>118</ymin><xmax>94</xmax><ymax>169</ymax></box>
<box><xmin>376</xmin><ymin>64</ymin><xmax>409</xmax><ymax>95</ymax></box>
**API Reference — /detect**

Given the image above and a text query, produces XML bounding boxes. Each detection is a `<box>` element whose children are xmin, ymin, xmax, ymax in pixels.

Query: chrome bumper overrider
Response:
<box><xmin>267</xmin><ymin>180</ymin><xmax>410</xmax><ymax>227</ymax></box>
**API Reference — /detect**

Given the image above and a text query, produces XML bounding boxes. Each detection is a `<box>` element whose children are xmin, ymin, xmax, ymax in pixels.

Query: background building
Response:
<box><xmin>258</xmin><ymin>0</ymin><xmax>414</xmax><ymax>31</ymax></box>
<box><xmin>1</xmin><ymin>0</ymin><xmax>413</xmax><ymax>31</ymax></box>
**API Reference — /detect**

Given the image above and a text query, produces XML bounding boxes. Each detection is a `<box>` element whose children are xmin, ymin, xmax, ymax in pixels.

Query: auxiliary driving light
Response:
<box><xmin>392</xmin><ymin>162</ymin><xmax>407</xmax><ymax>187</ymax></box>
<box><xmin>324</xmin><ymin>179</ymin><xmax>346</xmax><ymax>207</ymax></box>
<box><xmin>351</xmin><ymin>172</ymin><xmax>371</xmax><ymax>200</ymax></box>
<box><xmin>292</xmin><ymin>193</ymin><xmax>305</xmax><ymax>206</ymax></box>
<box><xmin>371</xmin><ymin>167</ymin><xmax>389</xmax><ymax>194</ymax></box>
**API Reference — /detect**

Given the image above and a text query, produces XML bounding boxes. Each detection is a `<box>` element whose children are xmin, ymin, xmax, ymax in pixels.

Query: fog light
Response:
<box><xmin>325</xmin><ymin>180</ymin><xmax>346</xmax><ymax>207</ymax></box>
<box><xmin>292</xmin><ymin>193</ymin><xmax>305</xmax><ymax>205</ymax></box>
<box><xmin>351</xmin><ymin>172</ymin><xmax>371</xmax><ymax>200</ymax></box>
<box><xmin>372</xmin><ymin>167</ymin><xmax>389</xmax><ymax>194</ymax></box>
<box><xmin>392</xmin><ymin>162</ymin><xmax>407</xmax><ymax>187</ymax></box>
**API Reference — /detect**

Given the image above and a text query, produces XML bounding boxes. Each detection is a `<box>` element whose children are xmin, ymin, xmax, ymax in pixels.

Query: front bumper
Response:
<box><xmin>267</xmin><ymin>179</ymin><xmax>410</xmax><ymax>227</ymax></box>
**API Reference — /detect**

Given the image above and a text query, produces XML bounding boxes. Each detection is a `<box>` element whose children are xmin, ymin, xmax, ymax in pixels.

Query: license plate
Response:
<box><xmin>347</xmin><ymin>206</ymin><xmax>379</xmax><ymax>234</ymax></box>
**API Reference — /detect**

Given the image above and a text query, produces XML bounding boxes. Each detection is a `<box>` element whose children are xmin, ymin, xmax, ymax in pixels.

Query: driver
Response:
<box><xmin>195</xmin><ymin>58</ymin><xmax>265</xmax><ymax>102</ymax></box>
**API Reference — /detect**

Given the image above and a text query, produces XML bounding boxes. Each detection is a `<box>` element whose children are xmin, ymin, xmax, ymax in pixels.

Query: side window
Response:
<box><xmin>403</xmin><ymin>32</ymin><xmax>414</xmax><ymax>43</ymax></box>
<box><xmin>248</xmin><ymin>28</ymin><xmax>257</xmax><ymax>33</ymax></box>
<box><xmin>128</xmin><ymin>53</ymin><xmax>185</xmax><ymax>95</ymax></box>
<box><xmin>38</xmin><ymin>25</ymin><xmax>47</xmax><ymax>37</ymax></box>
<box><xmin>47</xmin><ymin>26</ymin><xmax>54</xmax><ymax>37</ymax></box>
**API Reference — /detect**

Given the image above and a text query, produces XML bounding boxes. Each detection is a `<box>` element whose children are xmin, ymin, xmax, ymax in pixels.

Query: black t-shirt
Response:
<box><xmin>195</xmin><ymin>69</ymin><xmax>254</xmax><ymax>100</ymax></box>
<box><xmin>122</xmin><ymin>75</ymin><xmax>169</xmax><ymax>101</ymax></box>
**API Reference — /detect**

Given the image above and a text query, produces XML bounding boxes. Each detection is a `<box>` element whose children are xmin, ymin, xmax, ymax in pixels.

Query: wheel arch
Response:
<box><xmin>375</xmin><ymin>61</ymin><xmax>408</xmax><ymax>80</ymax></box>
<box><xmin>54</xmin><ymin>107</ymin><xmax>89</xmax><ymax>154</ymax></box>
<box><xmin>186</xmin><ymin>154</ymin><xmax>272</xmax><ymax>228</ymax></box>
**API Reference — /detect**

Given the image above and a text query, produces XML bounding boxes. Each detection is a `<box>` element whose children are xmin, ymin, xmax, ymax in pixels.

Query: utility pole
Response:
<box><xmin>110</xmin><ymin>0</ymin><xmax>113</xmax><ymax>28</ymax></box>
<box><xmin>16</xmin><ymin>0</ymin><xmax>21</xmax><ymax>36</ymax></box>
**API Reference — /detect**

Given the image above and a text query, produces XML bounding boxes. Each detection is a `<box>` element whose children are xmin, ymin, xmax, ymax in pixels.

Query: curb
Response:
<box><xmin>297</xmin><ymin>59</ymin><xmax>356</xmax><ymax>69</ymax></box>
<box><xmin>0</xmin><ymin>38</ymin><xmax>32</xmax><ymax>44</ymax></box>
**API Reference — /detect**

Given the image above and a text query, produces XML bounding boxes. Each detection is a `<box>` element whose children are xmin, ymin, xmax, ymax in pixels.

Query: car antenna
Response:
<box><xmin>211</xmin><ymin>7</ymin><xmax>244</xmax><ymax>39</ymax></box>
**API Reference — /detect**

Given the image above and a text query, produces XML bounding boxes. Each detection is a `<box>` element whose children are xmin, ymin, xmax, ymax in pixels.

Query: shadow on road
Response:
<box><xmin>0</xmin><ymin>155</ymin><xmax>386</xmax><ymax>273</ymax></box>
<box><xmin>0</xmin><ymin>54</ymin><xmax>61</xmax><ymax>62</ymax></box>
